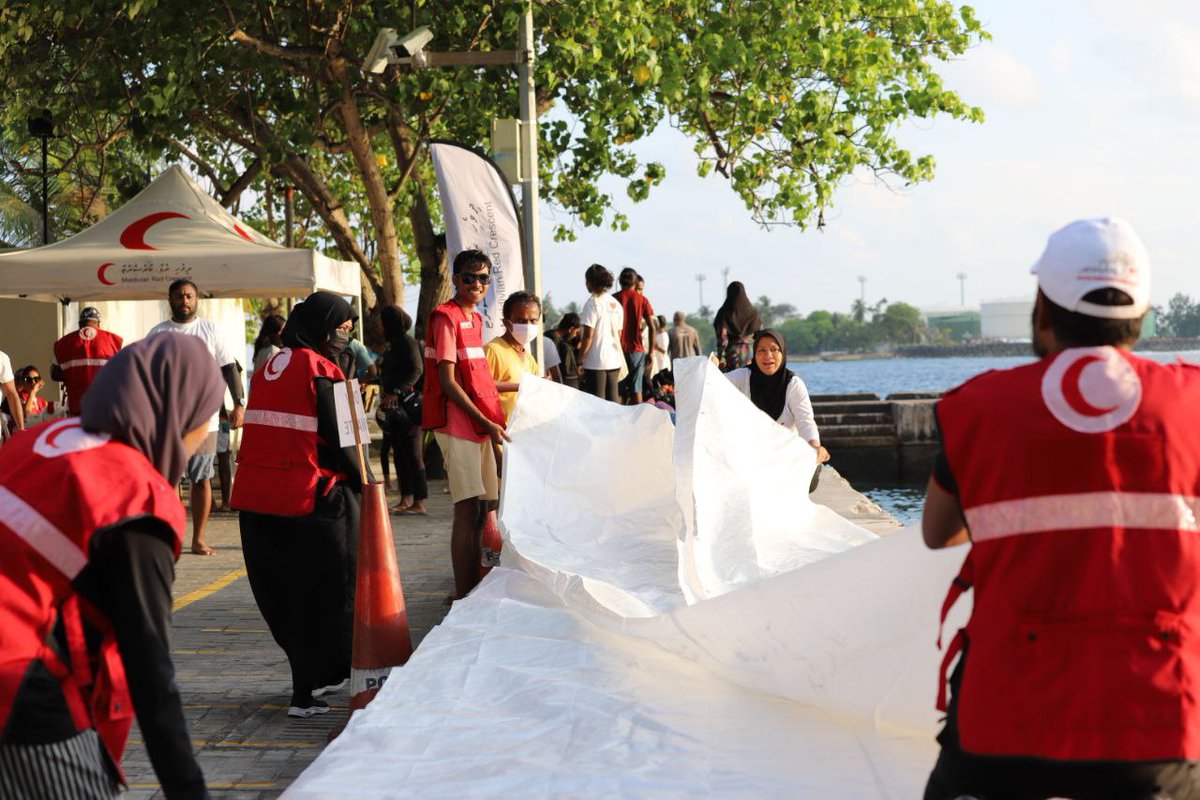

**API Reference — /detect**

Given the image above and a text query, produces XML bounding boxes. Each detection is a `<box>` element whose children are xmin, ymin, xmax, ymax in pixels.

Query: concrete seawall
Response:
<box><xmin>814</xmin><ymin>392</ymin><xmax>940</xmax><ymax>486</ymax></box>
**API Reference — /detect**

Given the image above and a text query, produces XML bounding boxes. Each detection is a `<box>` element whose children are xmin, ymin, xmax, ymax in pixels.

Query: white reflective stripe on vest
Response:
<box><xmin>58</xmin><ymin>358</ymin><xmax>109</xmax><ymax>369</ymax></box>
<box><xmin>457</xmin><ymin>347</ymin><xmax>485</xmax><ymax>361</ymax></box>
<box><xmin>0</xmin><ymin>486</ymin><xmax>87</xmax><ymax>579</ymax></box>
<box><xmin>965</xmin><ymin>491</ymin><xmax>1200</xmax><ymax>542</ymax></box>
<box><xmin>243</xmin><ymin>409</ymin><xmax>319</xmax><ymax>433</ymax></box>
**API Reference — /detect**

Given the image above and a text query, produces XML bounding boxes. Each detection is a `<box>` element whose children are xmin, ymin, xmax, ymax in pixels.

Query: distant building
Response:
<box><xmin>923</xmin><ymin>308</ymin><xmax>981</xmax><ymax>341</ymax></box>
<box><xmin>981</xmin><ymin>297</ymin><xmax>1034</xmax><ymax>340</ymax></box>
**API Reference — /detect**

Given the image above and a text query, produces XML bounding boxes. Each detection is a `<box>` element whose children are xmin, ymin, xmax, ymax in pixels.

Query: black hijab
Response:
<box><xmin>748</xmin><ymin>329</ymin><xmax>795</xmax><ymax>422</ymax></box>
<box><xmin>713</xmin><ymin>281</ymin><xmax>762</xmax><ymax>338</ymax></box>
<box><xmin>282</xmin><ymin>291</ymin><xmax>355</xmax><ymax>353</ymax></box>
<box><xmin>81</xmin><ymin>334</ymin><xmax>224</xmax><ymax>482</ymax></box>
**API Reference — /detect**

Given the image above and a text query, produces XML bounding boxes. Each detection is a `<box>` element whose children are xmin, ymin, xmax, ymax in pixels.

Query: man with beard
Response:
<box><xmin>147</xmin><ymin>279</ymin><xmax>245</xmax><ymax>555</ymax></box>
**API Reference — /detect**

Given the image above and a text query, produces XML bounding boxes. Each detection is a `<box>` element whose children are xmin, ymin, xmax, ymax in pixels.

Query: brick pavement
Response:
<box><xmin>124</xmin><ymin>457</ymin><xmax>456</xmax><ymax>800</ymax></box>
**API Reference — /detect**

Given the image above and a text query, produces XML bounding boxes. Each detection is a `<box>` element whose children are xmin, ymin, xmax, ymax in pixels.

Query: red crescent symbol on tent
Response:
<box><xmin>97</xmin><ymin>262</ymin><xmax>116</xmax><ymax>285</ymax></box>
<box><xmin>1060</xmin><ymin>354</ymin><xmax>1117</xmax><ymax>417</ymax></box>
<box><xmin>233</xmin><ymin>223</ymin><xmax>253</xmax><ymax>242</ymax></box>
<box><xmin>120</xmin><ymin>211</ymin><xmax>189</xmax><ymax>250</ymax></box>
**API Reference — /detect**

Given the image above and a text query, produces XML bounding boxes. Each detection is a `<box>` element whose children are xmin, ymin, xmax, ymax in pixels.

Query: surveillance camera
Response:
<box><xmin>365</xmin><ymin>28</ymin><xmax>398</xmax><ymax>74</ymax></box>
<box><xmin>392</xmin><ymin>26</ymin><xmax>433</xmax><ymax>57</ymax></box>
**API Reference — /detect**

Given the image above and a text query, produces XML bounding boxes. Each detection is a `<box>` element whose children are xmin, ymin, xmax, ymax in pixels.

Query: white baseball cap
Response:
<box><xmin>1030</xmin><ymin>217</ymin><xmax>1150</xmax><ymax>320</ymax></box>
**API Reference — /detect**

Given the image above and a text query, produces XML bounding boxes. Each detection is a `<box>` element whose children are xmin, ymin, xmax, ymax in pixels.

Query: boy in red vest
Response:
<box><xmin>422</xmin><ymin>249</ymin><xmax>509</xmax><ymax>602</ymax></box>
<box><xmin>923</xmin><ymin>217</ymin><xmax>1200</xmax><ymax>798</ymax></box>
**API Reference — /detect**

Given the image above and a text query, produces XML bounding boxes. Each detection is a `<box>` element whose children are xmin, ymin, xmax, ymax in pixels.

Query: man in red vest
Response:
<box><xmin>422</xmin><ymin>249</ymin><xmax>509</xmax><ymax>602</ymax></box>
<box><xmin>923</xmin><ymin>217</ymin><xmax>1200</xmax><ymax>798</ymax></box>
<box><xmin>51</xmin><ymin>306</ymin><xmax>123</xmax><ymax>415</ymax></box>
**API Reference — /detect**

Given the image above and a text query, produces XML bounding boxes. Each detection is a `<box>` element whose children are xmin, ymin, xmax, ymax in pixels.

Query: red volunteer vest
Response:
<box><xmin>937</xmin><ymin>347</ymin><xmax>1200</xmax><ymax>761</ymax></box>
<box><xmin>0</xmin><ymin>418</ymin><xmax>185</xmax><ymax>771</ymax></box>
<box><xmin>421</xmin><ymin>300</ymin><xmax>505</xmax><ymax>434</ymax></box>
<box><xmin>231</xmin><ymin>347</ymin><xmax>346</xmax><ymax>517</ymax></box>
<box><xmin>53</xmin><ymin>327</ymin><xmax>123</xmax><ymax>415</ymax></box>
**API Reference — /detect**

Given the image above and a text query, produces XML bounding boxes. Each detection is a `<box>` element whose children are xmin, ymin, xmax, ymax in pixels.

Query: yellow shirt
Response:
<box><xmin>484</xmin><ymin>336</ymin><xmax>538</xmax><ymax>421</ymax></box>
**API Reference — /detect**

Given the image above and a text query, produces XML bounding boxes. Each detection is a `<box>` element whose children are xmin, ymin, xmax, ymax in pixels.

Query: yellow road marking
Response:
<box><xmin>172</xmin><ymin>649</ymin><xmax>221</xmax><ymax>655</ymax></box>
<box><xmin>173</xmin><ymin>567</ymin><xmax>247</xmax><ymax>611</ymax></box>
<box><xmin>200</xmin><ymin>627</ymin><xmax>269</xmax><ymax>633</ymax></box>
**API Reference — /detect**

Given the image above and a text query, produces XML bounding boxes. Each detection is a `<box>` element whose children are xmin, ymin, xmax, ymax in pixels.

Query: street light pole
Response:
<box><xmin>518</xmin><ymin>4</ymin><xmax>542</xmax><ymax>366</ymax></box>
<box><xmin>956</xmin><ymin>272</ymin><xmax>967</xmax><ymax>307</ymax></box>
<box><xmin>695</xmin><ymin>273</ymin><xmax>707</xmax><ymax>309</ymax></box>
<box><xmin>857</xmin><ymin>275</ymin><xmax>866</xmax><ymax>304</ymax></box>
<box><xmin>27</xmin><ymin>111</ymin><xmax>53</xmax><ymax>246</ymax></box>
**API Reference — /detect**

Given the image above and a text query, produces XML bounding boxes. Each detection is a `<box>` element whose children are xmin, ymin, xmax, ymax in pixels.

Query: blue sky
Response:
<box><xmin>530</xmin><ymin>1</ymin><xmax>1200</xmax><ymax>320</ymax></box>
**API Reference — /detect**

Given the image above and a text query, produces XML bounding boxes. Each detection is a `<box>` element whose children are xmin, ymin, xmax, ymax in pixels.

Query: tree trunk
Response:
<box><xmin>329</xmin><ymin>57</ymin><xmax>402</xmax><ymax>308</ymax></box>
<box><xmin>386</xmin><ymin>112</ymin><xmax>448</xmax><ymax>340</ymax></box>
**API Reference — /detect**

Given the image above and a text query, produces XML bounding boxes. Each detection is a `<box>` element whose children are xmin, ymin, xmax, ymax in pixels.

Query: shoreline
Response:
<box><xmin>786</xmin><ymin>337</ymin><xmax>1200</xmax><ymax>363</ymax></box>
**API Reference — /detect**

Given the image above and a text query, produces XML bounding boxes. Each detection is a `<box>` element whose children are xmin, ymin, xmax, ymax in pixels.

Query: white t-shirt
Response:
<box><xmin>580</xmin><ymin>294</ymin><xmax>625</xmax><ymax>371</ymax></box>
<box><xmin>0</xmin><ymin>351</ymin><xmax>12</xmax><ymax>385</ymax></box>
<box><xmin>147</xmin><ymin>317</ymin><xmax>236</xmax><ymax>432</ymax></box>
<box><xmin>541</xmin><ymin>334</ymin><xmax>562</xmax><ymax>374</ymax></box>
<box><xmin>725</xmin><ymin>367</ymin><xmax>820</xmax><ymax>444</ymax></box>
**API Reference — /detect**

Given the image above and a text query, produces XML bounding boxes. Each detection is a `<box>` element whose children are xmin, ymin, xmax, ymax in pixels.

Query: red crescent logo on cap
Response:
<box><xmin>1041</xmin><ymin>347</ymin><xmax>1141</xmax><ymax>433</ymax></box>
<box><xmin>34</xmin><ymin>418</ymin><xmax>111</xmax><ymax>459</ymax></box>
<box><xmin>120</xmin><ymin>212</ymin><xmax>189</xmax><ymax>250</ymax></box>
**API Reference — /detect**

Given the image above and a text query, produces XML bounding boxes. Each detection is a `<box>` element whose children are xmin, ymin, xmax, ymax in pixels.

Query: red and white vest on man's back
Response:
<box><xmin>937</xmin><ymin>346</ymin><xmax>1200</xmax><ymax>761</ymax></box>
<box><xmin>53</xmin><ymin>327</ymin><xmax>123</xmax><ymax>415</ymax></box>
<box><xmin>232</xmin><ymin>347</ymin><xmax>346</xmax><ymax>517</ymax></box>
<box><xmin>0</xmin><ymin>417</ymin><xmax>184</xmax><ymax>771</ymax></box>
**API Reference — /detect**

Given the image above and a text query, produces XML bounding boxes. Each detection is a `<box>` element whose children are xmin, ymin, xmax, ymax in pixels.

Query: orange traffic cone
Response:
<box><xmin>479</xmin><ymin>509</ymin><xmax>503</xmax><ymax>579</ymax></box>
<box><xmin>349</xmin><ymin>482</ymin><xmax>413</xmax><ymax>712</ymax></box>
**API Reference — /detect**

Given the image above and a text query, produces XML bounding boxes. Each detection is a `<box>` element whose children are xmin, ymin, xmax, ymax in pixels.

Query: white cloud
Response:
<box><xmin>943</xmin><ymin>44</ymin><xmax>1043</xmax><ymax>109</ymax></box>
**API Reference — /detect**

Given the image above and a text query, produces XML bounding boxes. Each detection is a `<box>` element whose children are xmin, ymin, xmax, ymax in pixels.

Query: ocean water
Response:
<box><xmin>802</xmin><ymin>351</ymin><xmax>1200</xmax><ymax>524</ymax></box>
<box><xmin>791</xmin><ymin>350</ymin><xmax>1200</xmax><ymax>396</ymax></box>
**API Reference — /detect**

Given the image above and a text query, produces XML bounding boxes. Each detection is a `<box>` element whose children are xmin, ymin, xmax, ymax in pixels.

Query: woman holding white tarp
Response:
<box><xmin>725</xmin><ymin>328</ymin><xmax>829</xmax><ymax>489</ymax></box>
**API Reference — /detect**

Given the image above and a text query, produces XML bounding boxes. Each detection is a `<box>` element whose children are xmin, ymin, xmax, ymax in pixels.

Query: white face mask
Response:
<box><xmin>510</xmin><ymin>322</ymin><xmax>539</xmax><ymax>345</ymax></box>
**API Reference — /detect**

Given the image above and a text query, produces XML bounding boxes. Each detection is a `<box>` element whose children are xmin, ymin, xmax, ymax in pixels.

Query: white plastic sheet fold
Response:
<box><xmin>285</xmin><ymin>358</ymin><xmax>968</xmax><ymax>799</ymax></box>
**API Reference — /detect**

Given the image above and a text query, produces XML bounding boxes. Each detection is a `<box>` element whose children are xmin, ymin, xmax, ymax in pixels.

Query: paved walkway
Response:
<box><xmin>124</xmin><ymin>460</ymin><xmax>457</xmax><ymax>800</ymax></box>
<box><xmin>124</xmin><ymin>460</ymin><xmax>897</xmax><ymax>798</ymax></box>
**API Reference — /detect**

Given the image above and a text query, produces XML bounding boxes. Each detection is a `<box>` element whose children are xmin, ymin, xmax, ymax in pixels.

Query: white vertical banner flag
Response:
<box><xmin>430</xmin><ymin>141</ymin><xmax>526</xmax><ymax>343</ymax></box>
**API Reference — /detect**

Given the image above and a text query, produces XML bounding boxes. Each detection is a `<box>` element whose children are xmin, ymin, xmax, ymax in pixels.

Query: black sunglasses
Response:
<box><xmin>458</xmin><ymin>272</ymin><xmax>491</xmax><ymax>286</ymax></box>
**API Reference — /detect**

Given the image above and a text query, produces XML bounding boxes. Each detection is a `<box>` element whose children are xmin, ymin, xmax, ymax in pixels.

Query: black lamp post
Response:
<box><xmin>26</xmin><ymin>110</ymin><xmax>53</xmax><ymax>246</ymax></box>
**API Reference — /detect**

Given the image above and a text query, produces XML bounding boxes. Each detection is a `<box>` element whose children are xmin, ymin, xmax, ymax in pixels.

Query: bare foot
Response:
<box><xmin>191</xmin><ymin>541</ymin><xmax>216</xmax><ymax>556</ymax></box>
<box><xmin>389</xmin><ymin>501</ymin><xmax>411</xmax><ymax>514</ymax></box>
<box><xmin>216</xmin><ymin>504</ymin><xmax>233</xmax><ymax>513</ymax></box>
<box><xmin>407</xmin><ymin>503</ymin><xmax>427</xmax><ymax>514</ymax></box>
<box><xmin>400</xmin><ymin>495</ymin><xmax>414</xmax><ymax>509</ymax></box>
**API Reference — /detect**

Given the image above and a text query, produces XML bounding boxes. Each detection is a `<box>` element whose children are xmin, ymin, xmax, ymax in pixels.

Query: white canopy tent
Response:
<box><xmin>0</xmin><ymin>166</ymin><xmax>362</xmax><ymax>399</ymax></box>
<box><xmin>0</xmin><ymin>164</ymin><xmax>360</xmax><ymax>302</ymax></box>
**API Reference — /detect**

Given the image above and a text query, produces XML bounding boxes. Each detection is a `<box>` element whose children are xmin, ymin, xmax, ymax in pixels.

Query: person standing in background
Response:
<box><xmin>3</xmin><ymin>366</ymin><xmax>52</xmax><ymax>434</ymax></box>
<box><xmin>233</xmin><ymin>291</ymin><xmax>368</xmax><ymax>718</ymax></box>
<box><xmin>0</xmin><ymin>349</ymin><xmax>23</xmax><ymax>440</ymax></box>
<box><xmin>578</xmin><ymin>264</ymin><xmax>625</xmax><ymax>402</ymax></box>
<box><xmin>422</xmin><ymin>249</ymin><xmax>509</xmax><ymax>603</ymax></box>
<box><xmin>548</xmin><ymin>312</ymin><xmax>582</xmax><ymax>390</ymax></box>
<box><xmin>613</xmin><ymin>267</ymin><xmax>657</xmax><ymax>404</ymax></box>
<box><xmin>146</xmin><ymin>279</ymin><xmax>245</xmax><ymax>556</ymax></box>
<box><xmin>650</xmin><ymin>314</ymin><xmax>670</xmax><ymax>381</ymax></box>
<box><xmin>485</xmin><ymin>291</ymin><xmax>542</xmax><ymax>422</ymax></box>
<box><xmin>377</xmin><ymin>305</ymin><xmax>427</xmax><ymax>516</ymax></box>
<box><xmin>713</xmin><ymin>281</ymin><xmax>763</xmax><ymax>371</ymax></box>
<box><xmin>251</xmin><ymin>314</ymin><xmax>285</xmax><ymax>377</ymax></box>
<box><xmin>52</xmin><ymin>306</ymin><xmax>123</xmax><ymax>415</ymax></box>
<box><xmin>667</xmin><ymin>311</ymin><xmax>702</xmax><ymax>362</ymax></box>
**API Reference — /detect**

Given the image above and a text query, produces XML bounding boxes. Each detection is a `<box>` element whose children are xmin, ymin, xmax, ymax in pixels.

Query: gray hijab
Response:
<box><xmin>81</xmin><ymin>334</ymin><xmax>224</xmax><ymax>482</ymax></box>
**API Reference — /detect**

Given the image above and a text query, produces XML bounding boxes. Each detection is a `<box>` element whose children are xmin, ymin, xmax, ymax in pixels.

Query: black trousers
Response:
<box><xmin>926</xmin><ymin>660</ymin><xmax>1200</xmax><ymax>800</ymax></box>
<box><xmin>239</xmin><ymin>484</ymin><xmax>360</xmax><ymax>701</ymax></box>
<box><xmin>581</xmin><ymin>368</ymin><xmax>620</xmax><ymax>402</ymax></box>
<box><xmin>391</xmin><ymin>422</ymin><xmax>427</xmax><ymax>501</ymax></box>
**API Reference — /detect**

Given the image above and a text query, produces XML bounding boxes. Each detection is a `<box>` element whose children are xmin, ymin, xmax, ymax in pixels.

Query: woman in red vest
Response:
<box><xmin>0</xmin><ymin>334</ymin><xmax>222</xmax><ymax>799</ymax></box>
<box><xmin>232</xmin><ymin>292</ymin><xmax>369</xmax><ymax>719</ymax></box>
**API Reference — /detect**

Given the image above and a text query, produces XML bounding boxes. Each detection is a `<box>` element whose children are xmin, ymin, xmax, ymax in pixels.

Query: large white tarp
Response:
<box><xmin>285</xmin><ymin>358</ymin><xmax>968</xmax><ymax>799</ymax></box>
